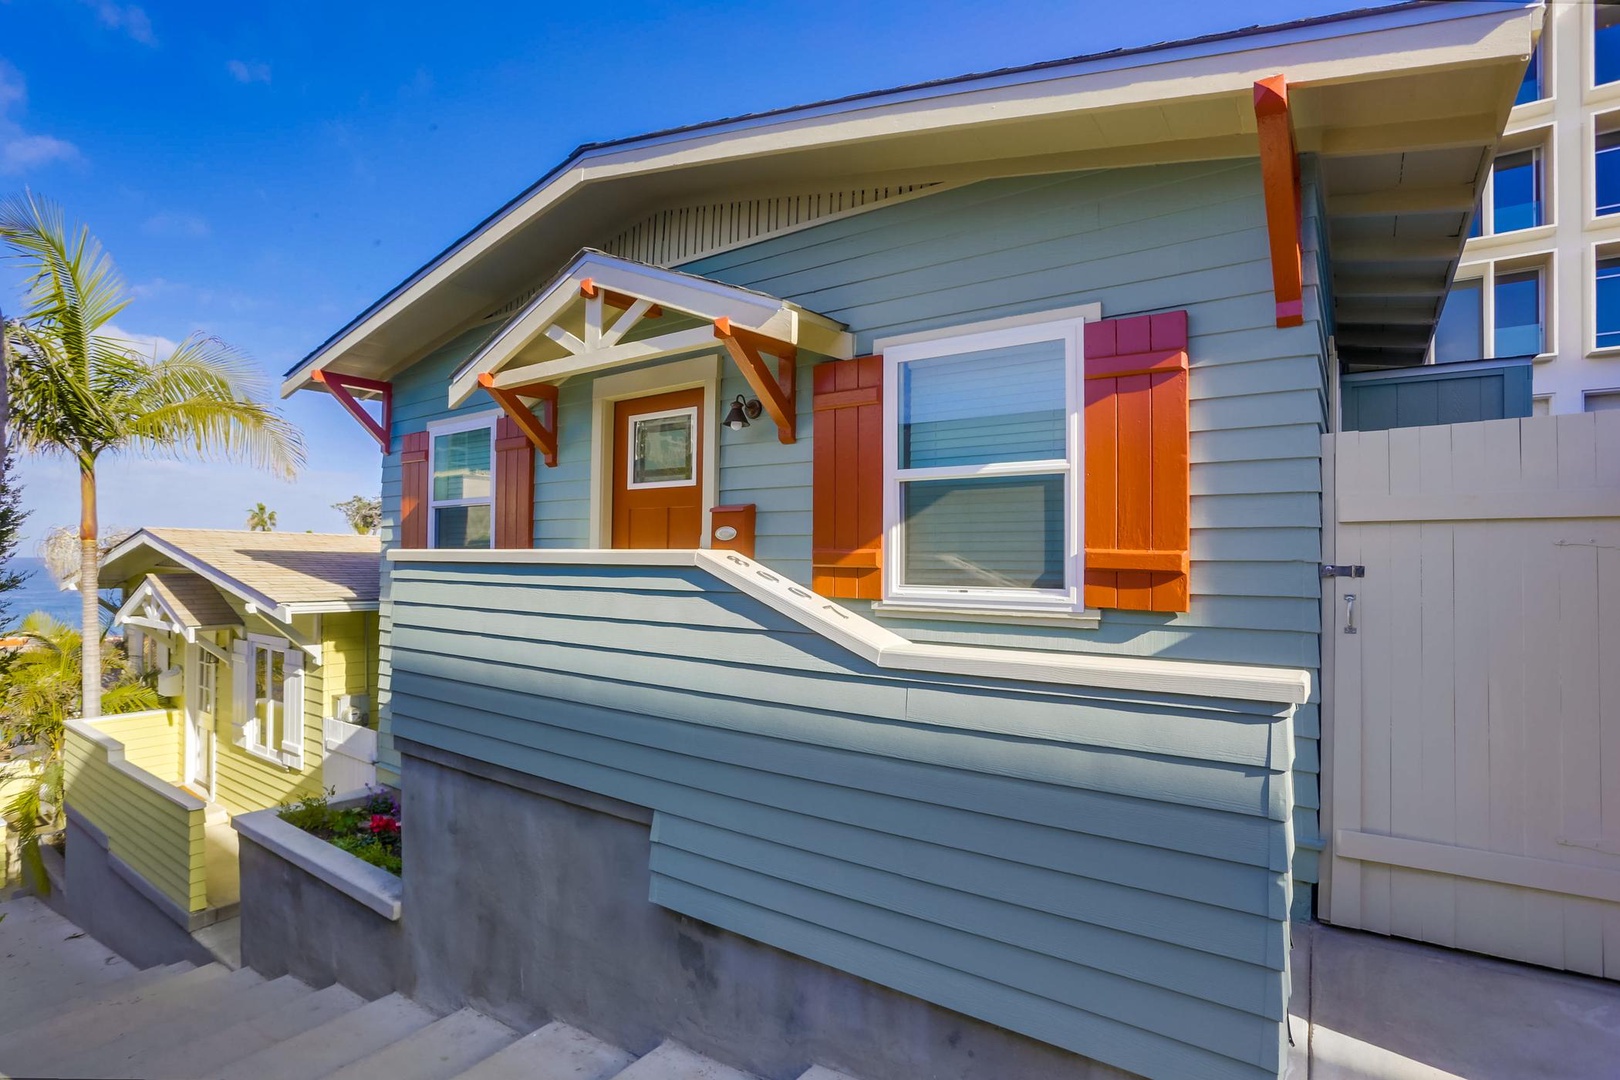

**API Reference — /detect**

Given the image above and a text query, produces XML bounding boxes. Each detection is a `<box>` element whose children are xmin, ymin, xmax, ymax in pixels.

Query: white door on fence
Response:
<box><xmin>322</xmin><ymin>716</ymin><xmax>378</xmax><ymax>793</ymax></box>
<box><xmin>1321</xmin><ymin>412</ymin><xmax>1620</xmax><ymax>979</ymax></box>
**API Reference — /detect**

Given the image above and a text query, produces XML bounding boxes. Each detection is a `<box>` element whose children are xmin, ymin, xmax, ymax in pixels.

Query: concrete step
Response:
<box><xmin>796</xmin><ymin>1069</ymin><xmax>862</xmax><ymax>1080</ymax></box>
<box><xmin>61</xmin><ymin>972</ymin><xmax>310</xmax><ymax>1079</ymax></box>
<box><xmin>0</xmin><ymin>961</ymin><xmax>235</xmax><ymax>1075</ymax></box>
<box><xmin>451</xmin><ymin>1020</ymin><xmax>636</xmax><ymax>1080</ymax></box>
<box><xmin>613</xmin><ymin>1041</ymin><xmax>762</xmax><ymax>1080</ymax></box>
<box><xmin>0</xmin><ymin>961</ymin><xmax>192</xmax><ymax>1038</ymax></box>
<box><xmin>149</xmin><ymin>980</ymin><xmax>364</xmax><ymax>1079</ymax></box>
<box><xmin>0</xmin><ymin>895</ymin><xmax>138</xmax><ymax>1019</ymax></box>
<box><xmin>326</xmin><ymin>1007</ymin><xmax>519</xmax><ymax>1080</ymax></box>
<box><xmin>211</xmin><ymin>991</ymin><xmax>439</xmax><ymax>1080</ymax></box>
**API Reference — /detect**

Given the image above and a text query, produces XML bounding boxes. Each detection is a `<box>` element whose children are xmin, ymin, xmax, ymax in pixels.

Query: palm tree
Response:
<box><xmin>246</xmin><ymin>502</ymin><xmax>277</xmax><ymax>531</ymax></box>
<box><xmin>0</xmin><ymin>611</ymin><xmax>157</xmax><ymax>890</ymax></box>
<box><xmin>1</xmin><ymin>192</ymin><xmax>305</xmax><ymax>719</ymax></box>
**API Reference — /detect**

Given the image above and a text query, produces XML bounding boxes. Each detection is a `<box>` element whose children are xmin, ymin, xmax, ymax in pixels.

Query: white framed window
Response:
<box><xmin>883</xmin><ymin>316</ymin><xmax>1084</xmax><ymax>614</ymax></box>
<box><xmin>624</xmin><ymin>406</ymin><xmax>699</xmax><ymax>490</ymax></box>
<box><xmin>232</xmin><ymin>634</ymin><xmax>304</xmax><ymax>768</ymax></box>
<box><xmin>428</xmin><ymin>412</ymin><xmax>497</xmax><ymax>549</ymax></box>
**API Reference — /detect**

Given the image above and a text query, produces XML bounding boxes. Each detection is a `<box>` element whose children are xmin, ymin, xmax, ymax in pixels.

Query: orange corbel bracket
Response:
<box><xmin>579</xmin><ymin>277</ymin><xmax>663</xmax><ymax>317</ymax></box>
<box><xmin>478</xmin><ymin>374</ymin><xmax>559</xmax><ymax>466</ymax></box>
<box><xmin>714</xmin><ymin>317</ymin><xmax>796</xmax><ymax>444</ymax></box>
<box><xmin>1254</xmin><ymin>74</ymin><xmax>1304</xmax><ymax>329</ymax></box>
<box><xmin>312</xmin><ymin>369</ymin><xmax>391</xmax><ymax>452</ymax></box>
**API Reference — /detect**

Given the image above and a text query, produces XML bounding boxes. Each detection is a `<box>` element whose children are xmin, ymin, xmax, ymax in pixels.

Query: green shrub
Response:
<box><xmin>279</xmin><ymin>786</ymin><xmax>401</xmax><ymax>876</ymax></box>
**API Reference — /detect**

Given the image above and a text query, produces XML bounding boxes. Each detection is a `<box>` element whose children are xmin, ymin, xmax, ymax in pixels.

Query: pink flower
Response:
<box><xmin>369</xmin><ymin>814</ymin><xmax>399</xmax><ymax>836</ymax></box>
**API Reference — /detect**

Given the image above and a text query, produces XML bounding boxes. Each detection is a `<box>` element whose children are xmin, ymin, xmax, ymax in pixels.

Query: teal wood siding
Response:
<box><xmin>387</xmin><ymin>558</ymin><xmax>1296</xmax><ymax>1080</ymax></box>
<box><xmin>682</xmin><ymin>159</ymin><xmax>1329</xmax><ymax>906</ymax></box>
<box><xmin>1340</xmin><ymin>357</ymin><xmax>1534</xmax><ymax>431</ymax></box>
<box><xmin>373</xmin><ymin>159</ymin><xmax>1328</xmax><ymax>904</ymax></box>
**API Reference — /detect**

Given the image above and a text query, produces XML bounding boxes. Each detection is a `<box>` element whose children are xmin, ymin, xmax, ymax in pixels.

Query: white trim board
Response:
<box><xmin>387</xmin><ymin>547</ymin><xmax>1312</xmax><ymax>704</ymax></box>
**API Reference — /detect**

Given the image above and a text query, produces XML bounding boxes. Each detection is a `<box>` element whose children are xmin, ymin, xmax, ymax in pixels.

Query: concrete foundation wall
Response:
<box><xmin>401</xmin><ymin>745</ymin><xmax>1136</xmax><ymax>1080</ymax></box>
<box><xmin>237</xmin><ymin>834</ymin><xmax>409</xmax><ymax>1001</ymax></box>
<box><xmin>64</xmin><ymin>816</ymin><xmax>212</xmax><ymax>969</ymax></box>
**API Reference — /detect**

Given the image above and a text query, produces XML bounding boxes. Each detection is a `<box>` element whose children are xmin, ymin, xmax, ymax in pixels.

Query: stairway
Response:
<box><xmin>0</xmin><ymin>897</ymin><xmax>861</xmax><ymax>1080</ymax></box>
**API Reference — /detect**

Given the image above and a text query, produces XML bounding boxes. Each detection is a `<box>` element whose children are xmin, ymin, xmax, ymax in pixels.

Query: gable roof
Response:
<box><xmin>146</xmin><ymin>573</ymin><xmax>240</xmax><ymax>630</ymax></box>
<box><xmin>100</xmin><ymin>529</ymin><xmax>381</xmax><ymax>620</ymax></box>
<box><xmin>282</xmin><ymin>1</ymin><xmax>1540</xmax><ymax>392</ymax></box>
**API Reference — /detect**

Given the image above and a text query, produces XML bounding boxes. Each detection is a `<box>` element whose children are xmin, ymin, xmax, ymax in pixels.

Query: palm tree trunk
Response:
<box><xmin>79</xmin><ymin>461</ymin><xmax>100</xmax><ymax>719</ymax></box>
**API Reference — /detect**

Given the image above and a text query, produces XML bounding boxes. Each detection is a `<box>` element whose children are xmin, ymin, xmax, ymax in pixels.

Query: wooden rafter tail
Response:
<box><xmin>1254</xmin><ymin>74</ymin><xmax>1304</xmax><ymax>329</ymax></box>
<box><xmin>478</xmin><ymin>373</ymin><xmax>559</xmax><ymax>466</ymax></box>
<box><xmin>714</xmin><ymin>317</ymin><xmax>797</xmax><ymax>444</ymax></box>
<box><xmin>312</xmin><ymin>368</ymin><xmax>391</xmax><ymax>452</ymax></box>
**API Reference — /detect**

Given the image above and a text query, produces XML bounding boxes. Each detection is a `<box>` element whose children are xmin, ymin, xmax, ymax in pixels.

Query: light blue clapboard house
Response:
<box><xmin>281</xmin><ymin>5</ymin><xmax>1540</xmax><ymax>1079</ymax></box>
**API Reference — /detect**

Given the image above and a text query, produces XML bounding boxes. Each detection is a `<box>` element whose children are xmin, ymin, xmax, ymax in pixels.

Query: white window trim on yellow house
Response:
<box><xmin>232</xmin><ymin>634</ymin><xmax>305</xmax><ymax>770</ymax></box>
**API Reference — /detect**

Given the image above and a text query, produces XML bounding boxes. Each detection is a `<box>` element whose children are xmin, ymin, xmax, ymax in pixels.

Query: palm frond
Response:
<box><xmin>0</xmin><ymin>192</ymin><xmax>130</xmax><ymax>372</ymax></box>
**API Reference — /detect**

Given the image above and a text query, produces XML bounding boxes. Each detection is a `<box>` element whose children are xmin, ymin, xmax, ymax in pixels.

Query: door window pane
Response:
<box><xmin>433</xmin><ymin>504</ymin><xmax>492</xmax><ymax>549</ymax></box>
<box><xmin>1600</xmin><ymin>3</ymin><xmax>1620</xmax><ymax>86</ymax></box>
<box><xmin>901</xmin><ymin>474</ymin><xmax>1064</xmax><ymax>590</ymax></box>
<box><xmin>1516</xmin><ymin>43</ymin><xmax>1542</xmax><ymax>105</ymax></box>
<box><xmin>1434</xmin><ymin>279</ymin><xmax>1484</xmax><ymax>362</ymax></box>
<box><xmin>900</xmin><ymin>340</ymin><xmax>1066</xmax><ymax>469</ymax></box>
<box><xmin>1495</xmin><ymin>270</ymin><xmax>1543</xmax><ymax>357</ymax></box>
<box><xmin>1600</xmin><ymin>132</ymin><xmax>1620</xmax><ymax>217</ymax></box>
<box><xmin>432</xmin><ymin>428</ymin><xmax>492</xmax><ymax>501</ymax></box>
<box><xmin>1492</xmin><ymin>151</ymin><xmax>1541</xmax><ymax>233</ymax></box>
<box><xmin>629</xmin><ymin>411</ymin><xmax>696</xmax><ymax>486</ymax></box>
<box><xmin>1601</xmin><ymin>258</ymin><xmax>1620</xmax><ymax>349</ymax></box>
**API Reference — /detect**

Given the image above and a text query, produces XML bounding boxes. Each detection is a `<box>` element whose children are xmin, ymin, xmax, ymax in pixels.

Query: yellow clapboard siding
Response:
<box><xmin>63</xmin><ymin>714</ymin><xmax>207</xmax><ymax>912</ymax></box>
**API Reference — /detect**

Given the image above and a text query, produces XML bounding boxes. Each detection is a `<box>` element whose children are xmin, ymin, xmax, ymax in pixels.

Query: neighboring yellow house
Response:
<box><xmin>62</xmin><ymin>529</ymin><xmax>380</xmax><ymax>964</ymax></box>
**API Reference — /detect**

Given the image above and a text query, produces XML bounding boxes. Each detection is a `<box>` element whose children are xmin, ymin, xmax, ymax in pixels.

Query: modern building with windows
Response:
<box><xmin>1439</xmin><ymin>0</ymin><xmax>1620</xmax><ymax>412</ymax></box>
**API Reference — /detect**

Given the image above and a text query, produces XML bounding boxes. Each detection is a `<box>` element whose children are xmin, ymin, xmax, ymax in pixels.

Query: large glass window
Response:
<box><xmin>430</xmin><ymin>421</ymin><xmax>494</xmax><ymax>548</ymax></box>
<box><xmin>1495</xmin><ymin>269</ymin><xmax>1543</xmax><ymax>357</ymax></box>
<box><xmin>1599</xmin><ymin>132</ymin><xmax>1620</xmax><ymax>217</ymax></box>
<box><xmin>1599</xmin><ymin>3</ymin><xmax>1620</xmax><ymax>87</ymax></box>
<box><xmin>887</xmin><ymin>323</ymin><xmax>1080</xmax><ymax>610</ymax></box>
<box><xmin>1516</xmin><ymin>42</ymin><xmax>1542</xmax><ymax>106</ymax></box>
<box><xmin>1433</xmin><ymin>279</ymin><xmax>1484</xmax><ymax>363</ymax></box>
<box><xmin>1491</xmin><ymin>151</ymin><xmax>1542</xmax><ymax>233</ymax></box>
<box><xmin>1599</xmin><ymin>257</ymin><xmax>1620</xmax><ymax>350</ymax></box>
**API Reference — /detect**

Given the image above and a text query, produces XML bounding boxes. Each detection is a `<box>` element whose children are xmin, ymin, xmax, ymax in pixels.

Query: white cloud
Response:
<box><xmin>141</xmin><ymin>211</ymin><xmax>210</xmax><ymax>239</ymax></box>
<box><xmin>99</xmin><ymin>323</ymin><xmax>180</xmax><ymax>362</ymax></box>
<box><xmin>0</xmin><ymin>60</ymin><xmax>81</xmax><ymax>176</ymax></box>
<box><xmin>226</xmin><ymin>59</ymin><xmax>271</xmax><ymax>85</ymax></box>
<box><xmin>83</xmin><ymin>2</ymin><xmax>156</xmax><ymax>46</ymax></box>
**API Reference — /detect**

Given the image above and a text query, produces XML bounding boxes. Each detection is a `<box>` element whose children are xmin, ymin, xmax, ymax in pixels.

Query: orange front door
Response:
<box><xmin>612</xmin><ymin>388</ymin><xmax>705</xmax><ymax>549</ymax></box>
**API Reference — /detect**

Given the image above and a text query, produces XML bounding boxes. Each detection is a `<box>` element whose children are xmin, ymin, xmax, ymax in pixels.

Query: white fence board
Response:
<box><xmin>1323</xmin><ymin>412</ymin><xmax>1620</xmax><ymax>979</ymax></box>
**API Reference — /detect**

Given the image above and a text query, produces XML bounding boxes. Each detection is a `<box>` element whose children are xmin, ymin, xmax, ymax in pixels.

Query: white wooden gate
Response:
<box><xmin>1321</xmin><ymin>412</ymin><xmax>1620</xmax><ymax>978</ymax></box>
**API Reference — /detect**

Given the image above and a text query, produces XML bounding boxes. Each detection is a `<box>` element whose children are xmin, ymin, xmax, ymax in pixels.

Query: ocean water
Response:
<box><xmin>3</xmin><ymin>558</ymin><xmax>89</xmax><ymax>631</ymax></box>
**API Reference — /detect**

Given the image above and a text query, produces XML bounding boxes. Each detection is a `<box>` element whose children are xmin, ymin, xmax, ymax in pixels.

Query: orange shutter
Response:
<box><xmin>398</xmin><ymin>430</ymin><xmax>430</xmax><ymax>550</ymax></box>
<box><xmin>812</xmin><ymin>355</ymin><xmax>884</xmax><ymax>599</ymax></box>
<box><xmin>1084</xmin><ymin>311</ymin><xmax>1191</xmax><ymax>612</ymax></box>
<box><xmin>493</xmin><ymin>416</ymin><xmax>535</xmax><ymax>549</ymax></box>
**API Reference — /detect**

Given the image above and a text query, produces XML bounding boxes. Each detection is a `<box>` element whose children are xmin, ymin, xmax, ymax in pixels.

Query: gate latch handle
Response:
<box><xmin>1343</xmin><ymin>593</ymin><xmax>1357</xmax><ymax>635</ymax></box>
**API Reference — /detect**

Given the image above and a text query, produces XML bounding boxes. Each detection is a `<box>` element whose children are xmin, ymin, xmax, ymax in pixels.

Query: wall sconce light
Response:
<box><xmin>724</xmin><ymin>395</ymin><xmax>763</xmax><ymax>431</ymax></box>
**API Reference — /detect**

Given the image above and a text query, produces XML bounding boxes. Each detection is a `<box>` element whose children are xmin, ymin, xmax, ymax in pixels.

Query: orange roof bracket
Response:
<box><xmin>714</xmin><ymin>317</ymin><xmax>797</xmax><ymax>444</ymax></box>
<box><xmin>312</xmin><ymin>369</ymin><xmax>391</xmax><ymax>452</ymax></box>
<box><xmin>1254</xmin><ymin>74</ymin><xmax>1304</xmax><ymax>329</ymax></box>
<box><xmin>478</xmin><ymin>373</ymin><xmax>559</xmax><ymax>466</ymax></box>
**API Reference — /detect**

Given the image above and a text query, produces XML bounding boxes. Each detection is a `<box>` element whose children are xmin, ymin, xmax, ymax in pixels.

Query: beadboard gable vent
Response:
<box><xmin>602</xmin><ymin>184</ymin><xmax>943</xmax><ymax>267</ymax></box>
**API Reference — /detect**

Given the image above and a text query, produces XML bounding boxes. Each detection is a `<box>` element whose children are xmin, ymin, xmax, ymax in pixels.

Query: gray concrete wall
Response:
<box><xmin>63</xmin><ymin>815</ymin><xmax>213</xmax><ymax>969</ymax></box>
<box><xmin>401</xmin><ymin>745</ymin><xmax>1136</xmax><ymax>1080</ymax></box>
<box><xmin>237</xmin><ymin>834</ymin><xmax>409</xmax><ymax>1000</ymax></box>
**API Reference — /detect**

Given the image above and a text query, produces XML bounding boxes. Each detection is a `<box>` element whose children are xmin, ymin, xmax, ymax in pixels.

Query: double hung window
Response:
<box><xmin>429</xmin><ymin>416</ymin><xmax>495</xmax><ymax>549</ymax></box>
<box><xmin>245</xmin><ymin>637</ymin><xmax>288</xmax><ymax>760</ymax></box>
<box><xmin>884</xmin><ymin>317</ymin><xmax>1082</xmax><ymax>612</ymax></box>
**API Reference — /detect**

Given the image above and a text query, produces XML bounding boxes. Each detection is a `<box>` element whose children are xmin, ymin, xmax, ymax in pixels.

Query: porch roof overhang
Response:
<box><xmin>446</xmin><ymin>249</ymin><xmax>853</xmax><ymax>407</ymax></box>
<box><xmin>113</xmin><ymin>574</ymin><xmax>240</xmax><ymax>644</ymax></box>
<box><xmin>282</xmin><ymin>1</ymin><xmax>1542</xmax><ymax>396</ymax></box>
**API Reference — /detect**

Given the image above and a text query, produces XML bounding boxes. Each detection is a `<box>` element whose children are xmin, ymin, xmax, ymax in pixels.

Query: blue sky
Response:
<box><xmin>0</xmin><ymin>0</ymin><xmax>1365</xmax><ymax>546</ymax></box>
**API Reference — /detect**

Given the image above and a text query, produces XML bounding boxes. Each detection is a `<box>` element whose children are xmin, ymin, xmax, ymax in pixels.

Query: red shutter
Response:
<box><xmin>1084</xmin><ymin>311</ymin><xmax>1191</xmax><ymax>613</ymax></box>
<box><xmin>493</xmin><ymin>416</ymin><xmax>535</xmax><ymax>549</ymax></box>
<box><xmin>812</xmin><ymin>355</ymin><xmax>883</xmax><ymax>599</ymax></box>
<box><xmin>398</xmin><ymin>431</ymin><xmax>430</xmax><ymax>550</ymax></box>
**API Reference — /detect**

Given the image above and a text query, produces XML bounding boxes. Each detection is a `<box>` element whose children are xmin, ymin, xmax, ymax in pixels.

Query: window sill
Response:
<box><xmin>243</xmin><ymin>743</ymin><xmax>296</xmax><ymax>770</ymax></box>
<box><xmin>1463</xmin><ymin>224</ymin><xmax>1555</xmax><ymax>252</ymax></box>
<box><xmin>871</xmin><ymin>601</ymin><xmax>1102</xmax><ymax>630</ymax></box>
<box><xmin>1587</xmin><ymin>345</ymin><xmax>1620</xmax><ymax>360</ymax></box>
